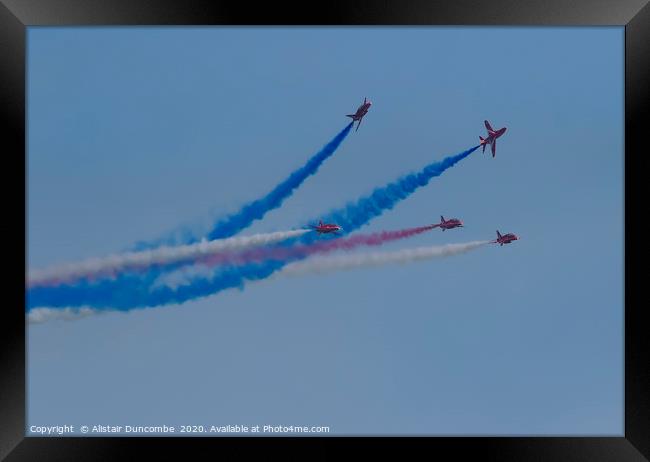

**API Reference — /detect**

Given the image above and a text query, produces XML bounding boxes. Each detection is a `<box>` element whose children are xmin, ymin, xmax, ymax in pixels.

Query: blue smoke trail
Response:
<box><xmin>131</xmin><ymin>122</ymin><xmax>353</xmax><ymax>250</ymax></box>
<box><xmin>206</xmin><ymin>122</ymin><xmax>354</xmax><ymax>241</ymax></box>
<box><xmin>26</xmin><ymin>145</ymin><xmax>479</xmax><ymax>312</ymax></box>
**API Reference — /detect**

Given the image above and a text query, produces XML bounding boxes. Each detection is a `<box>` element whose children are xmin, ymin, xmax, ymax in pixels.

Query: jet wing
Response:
<box><xmin>491</xmin><ymin>139</ymin><xmax>496</xmax><ymax>157</ymax></box>
<box><xmin>484</xmin><ymin>120</ymin><xmax>494</xmax><ymax>132</ymax></box>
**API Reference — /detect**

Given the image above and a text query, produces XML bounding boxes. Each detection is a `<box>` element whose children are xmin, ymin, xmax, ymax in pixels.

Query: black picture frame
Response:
<box><xmin>3</xmin><ymin>0</ymin><xmax>648</xmax><ymax>459</ymax></box>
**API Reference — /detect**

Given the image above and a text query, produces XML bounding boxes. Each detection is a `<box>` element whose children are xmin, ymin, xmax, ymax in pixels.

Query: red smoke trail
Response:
<box><xmin>195</xmin><ymin>225</ymin><xmax>437</xmax><ymax>268</ymax></box>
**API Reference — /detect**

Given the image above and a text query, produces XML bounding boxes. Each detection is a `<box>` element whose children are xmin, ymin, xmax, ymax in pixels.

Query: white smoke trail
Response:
<box><xmin>151</xmin><ymin>264</ymin><xmax>217</xmax><ymax>291</ymax></box>
<box><xmin>27</xmin><ymin>229</ymin><xmax>310</xmax><ymax>287</ymax></box>
<box><xmin>277</xmin><ymin>241</ymin><xmax>491</xmax><ymax>277</ymax></box>
<box><xmin>27</xmin><ymin>307</ymin><xmax>102</xmax><ymax>324</ymax></box>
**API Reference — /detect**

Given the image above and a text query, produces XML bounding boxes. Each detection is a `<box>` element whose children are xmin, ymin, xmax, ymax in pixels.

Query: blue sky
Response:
<box><xmin>27</xmin><ymin>27</ymin><xmax>623</xmax><ymax>435</ymax></box>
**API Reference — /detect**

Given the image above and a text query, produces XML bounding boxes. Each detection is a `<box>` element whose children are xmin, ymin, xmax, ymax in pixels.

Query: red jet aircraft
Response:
<box><xmin>434</xmin><ymin>215</ymin><xmax>463</xmax><ymax>231</ymax></box>
<box><xmin>492</xmin><ymin>230</ymin><xmax>518</xmax><ymax>246</ymax></box>
<box><xmin>346</xmin><ymin>97</ymin><xmax>372</xmax><ymax>132</ymax></box>
<box><xmin>479</xmin><ymin>120</ymin><xmax>507</xmax><ymax>157</ymax></box>
<box><xmin>311</xmin><ymin>220</ymin><xmax>343</xmax><ymax>235</ymax></box>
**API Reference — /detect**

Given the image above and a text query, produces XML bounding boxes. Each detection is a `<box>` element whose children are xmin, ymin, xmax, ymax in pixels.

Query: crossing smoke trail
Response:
<box><xmin>26</xmin><ymin>145</ymin><xmax>479</xmax><ymax>312</ymax></box>
<box><xmin>27</xmin><ymin>241</ymin><xmax>490</xmax><ymax>324</ymax></box>
<box><xmin>132</xmin><ymin>122</ymin><xmax>354</xmax><ymax>250</ymax></box>
<box><xmin>28</xmin><ymin>229</ymin><xmax>310</xmax><ymax>288</ymax></box>
<box><xmin>152</xmin><ymin>225</ymin><xmax>436</xmax><ymax>289</ymax></box>
<box><xmin>26</xmin><ymin>226</ymin><xmax>435</xmax><ymax>310</ymax></box>
<box><xmin>185</xmin><ymin>225</ymin><xmax>436</xmax><ymax>268</ymax></box>
<box><xmin>278</xmin><ymin>241</ymin><xmax>491</xmax><ymax>277</ymax></box>
<box><xmin>295</xmin><ymin>145</ymin><xmax>481</xmax><ymax>246</ymax></box>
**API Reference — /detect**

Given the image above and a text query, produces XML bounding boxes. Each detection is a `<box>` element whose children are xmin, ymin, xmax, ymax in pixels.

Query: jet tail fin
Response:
<box><xmin>496</xmin><ymin>230</ymin><xmax>502</xmax><ymax>239</ymax></box>
<box><xmin>346</xmin><ymin>114</ymin><xmax>356</xmax><ymax>118</ymax></box>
